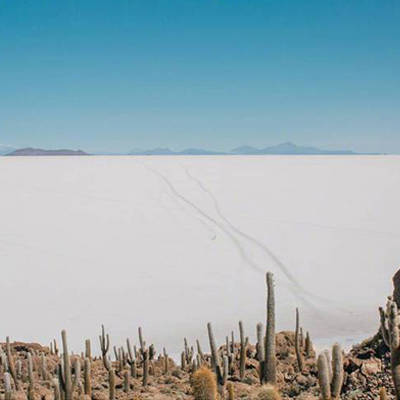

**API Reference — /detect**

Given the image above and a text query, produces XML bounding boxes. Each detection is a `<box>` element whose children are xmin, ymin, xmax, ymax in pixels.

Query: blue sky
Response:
<box><xmin>1</xmin><ymin>0</ymin><xmax>399</xmax><ymax>153</ymax></box>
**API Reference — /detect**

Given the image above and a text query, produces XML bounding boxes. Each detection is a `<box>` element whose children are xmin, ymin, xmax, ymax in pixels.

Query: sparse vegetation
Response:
<box><xmin>0</xmin><ymin>270</ymin><xmax>398</xmax><ymax>399</ymax></box>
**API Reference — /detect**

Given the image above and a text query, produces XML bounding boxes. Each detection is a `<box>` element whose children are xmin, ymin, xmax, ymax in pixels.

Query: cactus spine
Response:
<box><xmin>264</xmin><ymin>272</ymin><xmax>276</xmax><ymax>385</ymax></box>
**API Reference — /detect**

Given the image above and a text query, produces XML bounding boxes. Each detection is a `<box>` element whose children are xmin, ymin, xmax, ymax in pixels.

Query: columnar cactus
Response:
<box><xmin>85</xmin><ymin>339</ymin><xmax>91</xmax><ymax>361</ymax></box>
<box><xmin>142</xmin><ymin>349</ymin><xmax>149</xmax><ymax>387</ymax></box>
<box><xmin>305</xmin><ymin>331</ymin><xmax>313</xmax><ymax>357</ymax></box>
<box><xmin>52</xmin><ymin>378</ymin><xmax>61</xmax><ymax>400</ymax></box>
<box><xmin>331</xmin><ymin>344</ymin><xmax>344</xmax><ymax>399</ymax></box>
<box><xmin>84</xmin><ymin>358</ymin><xmax>91</xmax><ymax>396</ymax></box>
<box><xmin>40</xmin><ymin>352</ymin><xmax>48</xmax><ymax>380</ymax></box>
<box><xmin>295</xmin><ymin>308</ymin><xmax>304</xmax><ymax>372</ymax></box>
<box><xmin>1</xmin><ymin>351</ymin><xmax>9</xmax><ymax>373</ymax></box>
<box><xmin>99</xmin><ymin>325</ymin><xmax>111</xmax><ymax>371</ymax></box>
<box><xmin>239</xmin><ymin>321</ymin><xmax>246</xmax><ymax>381</ymax></box>
<box><xmin>6</xmin><ymin>337</ymin><xmax>20</xmax><ymax>390</ymax></box>
<box><xmin>317</xmin><ymin>343</ymin><xmax>343</xmax><ymax>400</ymax></box>
<box><xmin>380</xmin><ymin>296</ymin><xmax>400</xmax><ymax>399</ymax></box>
<box><xmin>207</xmin><ymin>322</ymin><xmax>226</xmax><ymax>396</ymax></box>
<box><xmin>16</xmin><ymin>359</ymin><xmax>22</xmax><ymax>380</ymax></box>
<box><xmin>181</xmin><ymin>351</ymin><xmax>186</xmax><ymax>370</ymax></box>
<box><xmin>61</xmin><ymin>330</ymin><xmax>73</xmax><ymax>400</ymax></box>
<box><xmin>126</xmin><ymin>338</ymin><xmax>137</xmax><ymax>378</ymax></box>
<box><xmin>73</xmin><ymin>358</ymin><xmax>82</xmax><ymax>393</ymax></box>
<box><xmin>4</xmin><ymin>372</ymin><xmax>12</xmax><ymax>400</ymax></box>
<box><xmin>108</xmin><ymin>368</ymin><xmax>115</xmax><ymax>400</ymax></box>
<box><xmin>27</xmin><ymin>353</ymin><xmax>35</xmax><ymax>400</ymax></box>
<box><xmin>264</xmin><ymin>272</ymin><xmax>276</xmax><ymax>385</ymax></box>
<box><xmin>317</xmin><ymin>353</ymin><xmax>331</xmax><ymax>400</ymax></box>
<box><xmin>53</xmin><ymin>339</ymin><xmax>59</xmax><ymax>356</ymax></box>
<box><xmin>163</xmin><ymin>347</ymin><xmax>169</xmax><ymax>374</ymax></box>
<box><xmin>123</xmin><ymin>370</ymin><xmax>129</xmax><ymax>393</ymax></box>
<box><xmin>196</xmin><ymin>339</ymin><xmax>204</xmax><ymax>363</ymax></box>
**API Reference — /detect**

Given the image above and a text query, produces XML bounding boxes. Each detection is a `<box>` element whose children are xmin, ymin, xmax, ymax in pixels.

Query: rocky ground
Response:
<box><xmin>0</xmin><ymin>329</ymin><xmax>393</xmax><ymax>400</ymax></box>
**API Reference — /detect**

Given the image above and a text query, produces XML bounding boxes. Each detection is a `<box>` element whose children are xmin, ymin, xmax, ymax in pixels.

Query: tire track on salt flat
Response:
<box><xmin>146</xmin><ymin>165</ymin><xmax>321</xmax><ymax>313</ymax></box>
<box><xmin>183</xmin><ymin>167</ymin><xmax>350</xmax><ymax>310</ymax></box>
<box><xmin>145</xmin><ymin>166</ymin><xmax>264</xmax><ymax>274</ymax></box>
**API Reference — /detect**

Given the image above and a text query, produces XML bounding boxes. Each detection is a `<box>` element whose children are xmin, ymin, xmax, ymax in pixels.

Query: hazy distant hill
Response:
<box><xmin>231</xmin><ymin>142</ymin><xmax>355</xmax><ymax>155</ymax></box>
<box><xmin>129</xmin><ymin>142</ymin><xmax>356</xmax><ymax>156</ymax></box>
<box><xmin>5</xmin><ymin>148</ymin><xmax>89</xmax><ymax>156</ymax></box>
<box><xmin>129</xmin><ymin>147</ymin><xmax>226</xmax><ymax>155</ymax></box>
<box><xmin>0</xmin><ymin>145</ymin><xmax>17</xmax><ymax>155</ymax></box>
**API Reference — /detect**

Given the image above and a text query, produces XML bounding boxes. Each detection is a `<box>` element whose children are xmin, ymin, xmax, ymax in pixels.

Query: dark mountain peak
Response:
<box><xmin>5</xmin><ymin>147</ymin><xmax>89</xmax><ymax>156</ymax></box>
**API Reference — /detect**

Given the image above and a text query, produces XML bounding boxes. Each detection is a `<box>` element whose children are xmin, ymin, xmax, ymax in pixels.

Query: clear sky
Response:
<box><xmin>1</xmin><ymin>0</ymin><xmax>399</xmax><ymax>153</ymax></box>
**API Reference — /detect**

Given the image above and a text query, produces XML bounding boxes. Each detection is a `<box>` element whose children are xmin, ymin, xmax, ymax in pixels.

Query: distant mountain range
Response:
<box><xmin>129</xmin><ymin>142</ymin><xmax>358</xmax><ymax>155</ymax></box>
<box><xmin>5</xmin><ymin>148</ymin><xmax>89</xmax><ymax>156</ymax></box>
<box><xmin>129</xmin><ymin>147</ymin><xmax>226</xmax><ymax>155</ymax></box>
<box><xmin>231</xmin><ymin>142</ymin><xmax>356</xmax><ymax>155</ymax></box>
<box><xmin>0</xmin><ymin>142</ymin><xmax>378</xmax><ymax>156</ymax></box>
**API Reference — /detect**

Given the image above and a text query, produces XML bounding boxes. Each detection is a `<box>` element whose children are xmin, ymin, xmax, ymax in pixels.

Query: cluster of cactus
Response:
<box><xmin>0</xmin><ymin>270</ymin><xmax>351</xmax><ymax>400</ymax></box>
<box><xmin>380</xmin><ymin>296</ymin><xmax>400</xmax><ymax>399</ymax></box>
<box><xmin>317</xmin><ymin>343</ymin><xmax>344</xmax><ymax>400</ymax></box>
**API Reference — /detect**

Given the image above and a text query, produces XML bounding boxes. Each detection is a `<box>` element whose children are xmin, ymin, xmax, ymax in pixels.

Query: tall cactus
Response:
<box><xmin>239</xmin><ymin>321</ymin><xmax>246</xmax><ymax>381</ymax></box>
<box><xmin>99</xmin><ymin>325</ymin><xmax>111</xmax><ymax>371</ymax></box>
<box><xmin>61</xmin><ymin>330</ymin><xmax>73</xmax><ymax>400</ymax></box>
<box><xmin>207</xmin><ymin>322</ymin><xmax>227</xmax><ymax>396</ymax></box>
<box><xmin>264</xmin><ymin>272</ymin><xmax>276</xmax><ymax>385</ymax></box>
<box><xmin>85</xmin><ymin>339</ymin><xmax>91</xmax><ymax>361</ymax></box>
<box><xmin>6</xmin><ymin>337</ymin><xmax>20</xmax><ymax>390</ymax></box>
<box><xmin>331</xmin><ymin>343</ymin><xmax>344</xmax><ymax>399</ymax></box>
<box><xmin>305</xmin><ymin>331</ymin><xmax>313</xmax><ymax>357</ymax></box>
<box><xmin>295</xmin><ymin>308</ymin><xmax>304</xmax><ymax>372</ymax></box>
<box><xmin>84</xmin><ymin>358</ymin><xmax>91</xmax><ymax>396</ymax></box>
<box><xmin>108</xmin><ymin>368</ymin><xmax>115</xmax><ymax>400</ymax></box>
<box><xmin>163</xmin><ymin>347</ymin><xmax>169</xmax><ymax>374</ymax></box>
<box><xmin>27</xmin><ymin>353</ymin><xmax>35</xmax><ymax>400</ymax></box>
<box><xmin>126</xmin><ymin>338</ymin><xmax>137</xmax><ymax>378</ymax></box>
<box><xmin>380</xmin><ymin>296</ymin><xmax>400</xmax><ymax>399</ymax></box>
<box><xmin>317</xmin><ymin>353</ymin><xmax>331</xmax><ymax>400</ymax></box>
<box><xmin>142</xmin><ymin>349</ymin><xmax>149</xmax><ymax>387</ymax></box>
